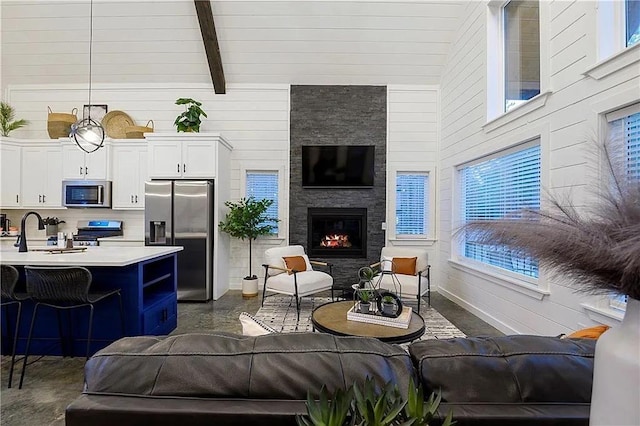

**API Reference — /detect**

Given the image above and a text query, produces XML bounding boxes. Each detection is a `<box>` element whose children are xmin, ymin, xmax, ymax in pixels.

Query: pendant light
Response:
<box><xmin>71</xmin><ymin>0</ymin><xmax>104</xmax><ymax>153</ymax></box>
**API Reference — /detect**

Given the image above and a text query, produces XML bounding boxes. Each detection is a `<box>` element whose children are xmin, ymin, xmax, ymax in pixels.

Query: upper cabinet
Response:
<box><xmin>61</xmin><ymin>141</ymin><xmax>110</xmax><ymax>180</ymax></box>
<box><xmin>0</xmin><ymin>140</ymin><xmax>21</xmax><ymax>208</ymax></box>
<box><xmin>146</xmin><ymin>133</ymin><xmax>232</xmax><ymax>179</ymax></box>
<box><xmin>21</xmin><ymin>142</ymin><xmax>63</xmax><ymax>208</ymax></box>
<box><xmin>111</xmin><ymin>140</ymin><xmax>148</xmax><ymax>210</ymax></box>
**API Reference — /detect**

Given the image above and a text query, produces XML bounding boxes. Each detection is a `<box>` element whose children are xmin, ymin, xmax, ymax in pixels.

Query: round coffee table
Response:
<box><xmin>311</xmin><ymin>301</ymin><xmax>425</xmax><ymax>344</ymax></box>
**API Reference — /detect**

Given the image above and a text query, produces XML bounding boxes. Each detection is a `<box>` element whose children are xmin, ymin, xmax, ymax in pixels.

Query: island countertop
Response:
<box><xmin>0</xmin><ymin>246</ymin><xmax>183</xmax><ymax>267</ymax></box>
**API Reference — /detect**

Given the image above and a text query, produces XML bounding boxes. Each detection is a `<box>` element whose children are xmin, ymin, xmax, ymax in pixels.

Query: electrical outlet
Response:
<box><xmin>381</xmin><ymin>222</ymin><xmax>386</xmax><ymax>230</ymax></box>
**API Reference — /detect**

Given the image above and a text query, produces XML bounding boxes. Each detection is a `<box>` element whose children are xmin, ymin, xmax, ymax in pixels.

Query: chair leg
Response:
<box><xmin>7</xmin><ymin>302</ymin><xmax>22</xmax><ymax>389</ymax></box>
<box><xmin>86</xmin><ymin>305</ymin><xmax>94</xmax><ymax>360</ymax></box>
<box><xmin>416</xmin><ymin>295</ymin><xmax>421</xmax><ymax>315</ymax></box>
<box><xmin>295</xmin><ymin>296</ymin><xmax>300</xmax><ymax>321</ymax></box>
<box><xmin>19</xmin><ymin>303</ymin><xmax>40</xmax><ymax>389</ymax></box>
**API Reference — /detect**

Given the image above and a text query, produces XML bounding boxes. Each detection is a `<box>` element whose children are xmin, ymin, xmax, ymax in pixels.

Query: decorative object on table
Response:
<box><xmin>346</xmin><ymin>304</ymin><xmax>412</xmax><ymax>329</ymax></box>
<box><xmin>70</xmin><ymin>0</ymin><xmax>105</xmax><ymax>153</ymax></box>
<box><xmin>47</xmin><ymin>106</ymin><xmax>77</xmax><ymax>139</ymax></box>
<box><xmin>357</xmin><ymin>265</ymin><xmax>377</xmax><ymax>288</ymax></box>
<box><xmin>42</xmin><ymin>217</ymin><xmax>66</xmax><ymax>236</ymax></box>
<box><xmin>82</xmin><ymin>104</ymin><xmax>108</xmax><ymax>123</ymax></box>
<box><xmin>101</xmin><ymin>110</ymin><xmax>135</xmax><ymax>139</ymax></box>
<box><xmin>124</xmin><ymin>120</ymin><xmax>154</xmax><ymax>139</ymax></box>
<box><xmin>297</xmin><ymin>377</ymin><xmax>453</xmax><ymax>426</ymax></box>
<box><xmin>459</xmin><ymin>139</ymin><xmax>640</xmax><ymax>426</ymax></box>
<box><xmin>357</xmin><ymin>288</ymin><xmax>373</xmax><ymax>314</ymax></box>
<box><xmin>381</xmin><ymin>294</ymin><xmax>396</xmax><ymax>316</ymax></box>
<box><xmin>218</xmin><ymin>197</ymin><xmax>279</xmax><ymax>298</ymax></box>
<box><xmin>0</xmin><ymin>101</ymin><xmax>29</xmax><ymax>137</ymax></box>
<box><xmin>174</xmin><ymin>97</ymin><xmax>207</xmax><ymax>132</ymax></box>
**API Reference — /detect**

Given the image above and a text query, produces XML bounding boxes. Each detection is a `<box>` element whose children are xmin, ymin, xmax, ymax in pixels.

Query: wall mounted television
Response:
<box><xmin>302</xmin><ymin>145</ymin><xmax>375</xmax><ymax>188</ymax></box>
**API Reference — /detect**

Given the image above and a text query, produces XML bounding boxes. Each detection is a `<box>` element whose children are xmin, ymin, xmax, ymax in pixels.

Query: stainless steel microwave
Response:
<box><xmin>62</xmin><ymin>180</ymin><xmax>112</xmax><ymax>208</ymax></box>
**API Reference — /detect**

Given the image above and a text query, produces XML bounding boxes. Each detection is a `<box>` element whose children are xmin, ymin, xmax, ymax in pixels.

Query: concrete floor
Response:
<box><xmin>0</xmin><ymin>291</ymin><xmax>502</xmax><ymax>426</ymax></box>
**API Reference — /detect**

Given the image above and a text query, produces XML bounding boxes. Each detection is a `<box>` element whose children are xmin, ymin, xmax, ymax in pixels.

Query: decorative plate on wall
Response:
<box><xmin>102</xmin><ymin>110</ymin><xmax>135</xmax><ymax>139</ymax></box>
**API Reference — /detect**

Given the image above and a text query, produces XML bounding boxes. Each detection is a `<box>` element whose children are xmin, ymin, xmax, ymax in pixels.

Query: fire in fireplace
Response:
<box><xmin>308</xmin><ymin>208</ymin><xmax>366</xmax><ymax>258</ymax></box>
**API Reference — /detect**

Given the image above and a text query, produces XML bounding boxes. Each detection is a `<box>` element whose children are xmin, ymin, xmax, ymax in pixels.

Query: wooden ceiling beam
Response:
<box><xmin>194</xmin><ymin>0</ymin><xmax>226</xmax><ymax>94</ymax></box>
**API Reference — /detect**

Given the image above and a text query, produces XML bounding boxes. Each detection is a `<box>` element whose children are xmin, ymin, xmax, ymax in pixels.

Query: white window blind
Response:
<box><xmin>396</xmin><ymin>173</ymin><xmax>429</xmax><ymax>236</ymax></box>
<box><xmin>460</xmin><ymin>143</ymin><xmax>541</xmax><ymax>278</ymax></box>
<box><xmin>246</xmin><ymin>172</ymin><xmax>279</xmax><ymax>234</ymax></box>
<box><xmin>608</xmin><ymin>107</ymin><xmax>640</xmax><ymax>181</ymax></box>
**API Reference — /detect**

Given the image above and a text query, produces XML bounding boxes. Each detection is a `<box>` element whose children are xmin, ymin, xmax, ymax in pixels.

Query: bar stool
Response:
<box><xmin>19</xmin><ymin>266</ymin><xmax>124</xmax><ymax>389</ymax></box>
<box><xmin>1</xmin><ymin>264</ymin><xmax>29</xmax><ymax>388</ymax></box>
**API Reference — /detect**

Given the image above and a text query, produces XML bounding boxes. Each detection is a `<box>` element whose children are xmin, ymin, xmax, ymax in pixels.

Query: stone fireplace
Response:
<box><xmin>308</xmin><ymin>208</ymin><xmax>367</xmax><ymax>258</ymax></box>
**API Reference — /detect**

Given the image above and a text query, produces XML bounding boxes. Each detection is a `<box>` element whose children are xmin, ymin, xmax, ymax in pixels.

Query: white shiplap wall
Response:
<box><xmin>5</xmin><ymin>83</ymin><xmax>290</xmax><ymax>294</ymax></box>
<box><xmin>386</xmin><ymin>85</ymin><xmax>440</xmax><ymax>284</ymax></box>
<box><xmin>438</xmin><ymin>1</ymin><xmax>640</xmax><ymax>335</ymax></box>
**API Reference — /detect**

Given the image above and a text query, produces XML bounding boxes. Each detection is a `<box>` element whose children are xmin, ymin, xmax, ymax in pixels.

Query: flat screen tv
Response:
<box><xmin>302</xmin><ymin>145</ymin><xmax>375</xmax><ymax>188</ymax></box>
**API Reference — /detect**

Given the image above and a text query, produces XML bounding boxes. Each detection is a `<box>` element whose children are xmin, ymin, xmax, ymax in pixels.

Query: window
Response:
<box><xmin>246</xmin><ymin>171</ymin><xmax>279</xmax><ymax>235</ymax></box>
<box><xmin>395</xmin><ymin>173</ymin><xmax>429</xmax><ymax>237</ymax></box>
<box><xmin>504</xmin><ymin>0</ymin><xmax>540</xmax><ymax>112</ymax></box>
<box><xmin>626</xmin><ymin>0</ymin><xmax>640</xmax><ymax>47</ymax></box>
<box><xmin>460</xmin><ymin>143</ymin><xmax>541</xmax><ymax>278</ymax></box>
<box><xmin>607</xmin><ymin>103</ymin><xmax>640</xmax><ymax>180</ymax></box>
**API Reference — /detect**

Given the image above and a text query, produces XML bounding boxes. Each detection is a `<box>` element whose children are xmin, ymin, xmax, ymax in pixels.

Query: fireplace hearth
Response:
<box><xmin>308</xmin><ymin>208</ymin><xmax>366</xmax><ymax>258</ymax></box>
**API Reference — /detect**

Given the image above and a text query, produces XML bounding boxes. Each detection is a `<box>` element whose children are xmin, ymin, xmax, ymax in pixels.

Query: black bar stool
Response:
<box><xmin>19</xmin><ymin>266</ymin><xmax>124</xmax><ymax>389</ymax></box>
<box><xmin>1</xmin><ymin>264</ymin><xmax>29</xmax><ymax>388</ymax></box>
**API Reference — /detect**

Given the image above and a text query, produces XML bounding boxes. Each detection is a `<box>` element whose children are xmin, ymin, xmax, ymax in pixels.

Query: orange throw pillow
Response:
<box><xmin>283</xmin><ymin>256</ymin><xmax>307</xmax><ymax>275</ymax></box>
<box><xmin>567</xmin><ymin>325</ymin><xmax>610</xmax><ymax>339</ymax></box>
<box><xmin>392</xmin><ymin>257</ymin><xmax>417</xmax><ymax>276</ymax></box>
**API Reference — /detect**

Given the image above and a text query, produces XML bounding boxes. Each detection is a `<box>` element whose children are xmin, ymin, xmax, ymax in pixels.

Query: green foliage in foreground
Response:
<box><xmin>297</xmin><ymin>377</ymin><xmax>454</xmax><ymax>426</ymax></box>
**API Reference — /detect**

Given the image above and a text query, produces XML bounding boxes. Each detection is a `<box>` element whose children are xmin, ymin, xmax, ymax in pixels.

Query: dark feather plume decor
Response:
<box><xmin>460</xmin><ymin>140</ymin><xmax>640</xmax><ymax>299</ymax></box>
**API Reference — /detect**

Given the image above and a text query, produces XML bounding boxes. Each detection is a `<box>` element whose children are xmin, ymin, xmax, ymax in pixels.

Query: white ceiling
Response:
<box><xmin>1</xmin><ymin>0</ymin><xmax>465</xmax><ymax>88</ymax></box>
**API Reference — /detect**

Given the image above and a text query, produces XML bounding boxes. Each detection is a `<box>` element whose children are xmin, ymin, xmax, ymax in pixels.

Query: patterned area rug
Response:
<box><xmin>255</xmin><ymin>296</ymin><xmax>466</xmax><ymax>343</ymax></box>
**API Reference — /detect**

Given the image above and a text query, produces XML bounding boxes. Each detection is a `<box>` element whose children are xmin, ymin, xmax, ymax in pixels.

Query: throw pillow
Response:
<box><xmin>392</xmin><ymin>257</ymin><xmax>417</xmax><ymax>276</ymax></box>
<box><xmin>239</xmin><ymin>312</ymin><xmax>278</xmax><ymax>336</ymax></box>
<box><xmin>567</xmin><ymin>325</ymin><xmax>610</xmax><ymax>339</ymax></box>
<box><xmin>283</xmin><ymin>255</ymin><xmax>307</xmax><ymax>275</ymax></box>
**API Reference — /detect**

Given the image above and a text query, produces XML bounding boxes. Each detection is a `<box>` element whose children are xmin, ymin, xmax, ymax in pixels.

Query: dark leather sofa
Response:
<box><xmin>65</xmin><ymin>333</ymin><xmax>595</xmax><ymax>426</ymax></box>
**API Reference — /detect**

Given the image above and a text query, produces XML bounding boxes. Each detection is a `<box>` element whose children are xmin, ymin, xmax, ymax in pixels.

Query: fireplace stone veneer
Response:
<box><xmin>308</xmin><ymin>208</ymin><xmax>367</xmax><ymax>258</ymax></box>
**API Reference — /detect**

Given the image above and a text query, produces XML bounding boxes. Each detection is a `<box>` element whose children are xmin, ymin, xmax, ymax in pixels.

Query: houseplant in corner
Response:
<box><xmin>0</xmin><ymin>102</ymin><xmax>29</xmax><ymax>137</ymax></box>
<box><xmin>219</xmin><ymin>197</ymin><xmax>279</xmax><ymax>298</ymax></box>
<box><xmin>174</xmin><ymin>98</ymin><xmax>207</xmax><ymax>132</ymax></box>
<box><xmin>460</xmin><ymin>139</ymin><xmax>640</xmax><ymax>426</ymax></box>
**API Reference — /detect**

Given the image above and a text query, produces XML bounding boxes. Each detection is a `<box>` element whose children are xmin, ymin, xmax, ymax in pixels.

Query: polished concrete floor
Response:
<box><xmin>0</xmin><ymin>291</ymin><xmax>502</xmax><ymax>426</ymax></box>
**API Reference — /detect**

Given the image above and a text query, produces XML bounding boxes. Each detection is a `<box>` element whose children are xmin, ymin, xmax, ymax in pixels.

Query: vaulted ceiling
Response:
<box><xmin>1</xmin><ymin>1</ymin><xmax>465</xmax><ymax>89</ymax></box>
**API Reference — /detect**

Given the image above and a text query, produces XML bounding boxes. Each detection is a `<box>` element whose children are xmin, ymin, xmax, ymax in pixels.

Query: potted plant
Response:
<box><xmin>42</xmin><ymin>217</ymin><xmax>66</xmax><ymax>236</ymax></box>
<box><xmin>460</xmin><ymin>139</ymin><xmax>640</xmax><ymax>425</ymax></box>
<box><xmin>219</xmin><ymin>197</ymin><xmax>279</xmax><ymax>298</ymax></box>
<box><xmin>174</xmin><ymin>98</ymin><xmax>207</xmax><ymax>132</ymax></box>
<box><xmin>358</xmin><ymin>289</ymin><xmax>374</xmax><ymax>314</ymax></box>
<box><xmin>0</xmin><ymin>102</ymin><xmax>29</xmax><ymax>137</ymax></box>
<box><xmin>381</xmin><ymin>294</ymin><xmax>395</xmax><ymax>316</ymax></box>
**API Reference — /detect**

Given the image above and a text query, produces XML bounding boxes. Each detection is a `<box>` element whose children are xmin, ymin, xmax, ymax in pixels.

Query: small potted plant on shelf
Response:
<box><xmin>0</xmin><ymin>101</ymin><xmax>29</xmax><ymax>137</ymax></box>
<box><xmin>218</xmin><ymin>197</ymin><xmax>279</xmax><ymax>298</ymax></box>
<box><xmin>174</xmin><ymin>98</ymin><xmax>207</xmax><ymax>132</ymax></box>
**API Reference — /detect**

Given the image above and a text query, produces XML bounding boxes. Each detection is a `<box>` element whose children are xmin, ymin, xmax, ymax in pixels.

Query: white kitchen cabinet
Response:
<box><xmin>21</xmin><ymin>144</ymin><xmax>63</xmax><ymax>208</ymax></box>
<box><xmin>1</xmin><ymin>140</ymin><xmax>22</xmax><ymax>208</ymax></box>
<box><xmin>111</xmin><ymin>141</ymin><xmax>147</xmax><ymax>209</ymax></box>
<box><xmin>61</xmin><ymin>141</ymin><xmax>109</xmax><ymax>180</ymax></box>
<box><xmin>147</xmin><ymin>133</ymin><xmax>230</xmax><ymax>179</ymax></box>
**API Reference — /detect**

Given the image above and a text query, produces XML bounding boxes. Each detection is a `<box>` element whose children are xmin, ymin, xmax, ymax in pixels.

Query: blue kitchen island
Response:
<box><xmin>0</xmin><ymin>246</ymin><xmax>183</xmax><ymax>356</ymax></box>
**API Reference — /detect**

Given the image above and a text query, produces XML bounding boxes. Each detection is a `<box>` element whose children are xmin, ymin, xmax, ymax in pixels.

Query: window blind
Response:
<box><xmin>396</xmin><ymin>173</ymin><xmax>429</xmax><ymax>236</ymax></box>
<box><xmin>461</xmin><ymin>143</ymin><xmax>541</xmax><ymax>278</ymax></box>
<box><xmin>246</xmin><ymin>172</ymin><xmax>279</xmax><ymax>234</ymax></box>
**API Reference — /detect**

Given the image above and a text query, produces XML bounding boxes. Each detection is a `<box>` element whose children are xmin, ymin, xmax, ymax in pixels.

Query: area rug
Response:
<box><xmin>254</xmin><ymin>296</ymin><xmax>466</xmax><ymax>342</ymax></box>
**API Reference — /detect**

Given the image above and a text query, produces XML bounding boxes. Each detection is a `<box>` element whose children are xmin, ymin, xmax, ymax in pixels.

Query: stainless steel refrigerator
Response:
<box><xmin>145</xmin><ymin>180</ymin><xmax>214</xmax><ymax>301</ymax></box>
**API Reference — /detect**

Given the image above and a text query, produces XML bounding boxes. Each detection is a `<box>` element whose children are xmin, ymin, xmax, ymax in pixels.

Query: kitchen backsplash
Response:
<box><xmin>1</xmin><ymin>209</ymin><xmax>144</xmax><ymax>240</ymax></box>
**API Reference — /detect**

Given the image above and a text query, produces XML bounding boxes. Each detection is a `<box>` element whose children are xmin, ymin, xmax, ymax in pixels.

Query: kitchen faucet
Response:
<box><xmin>18</xmin><ymin>211</ymin><xmax>45</xmax><ymax>252</ymax></box>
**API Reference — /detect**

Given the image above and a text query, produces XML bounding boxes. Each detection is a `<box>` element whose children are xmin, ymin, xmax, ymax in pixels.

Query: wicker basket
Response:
<box><xmin>124</xmin><ymin>120</ymin><xmax>154</xmax><ymax>139</ymax></box>
<box><xmin>47</xmin><ymin>106</ymin><xmax>78</xmax><ymax>139</ymax></box>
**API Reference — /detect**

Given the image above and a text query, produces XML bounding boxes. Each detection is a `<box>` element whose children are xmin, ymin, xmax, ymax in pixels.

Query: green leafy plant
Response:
<box><xmin>218</xmin><ymin>197</ymin><xmax>279</xmax><ymax>279</ymax></box>
<box><xmin>297</xmin><ymin>377</ymin><xmax>453</xmax><ymax>426</ymax></box>
<box><xmin>42</xmin><ymin>217</ymin><xmax>65</xmax><ymax>226</ymax></box>
<box><xmin>0</xmin><ymin>102</ymin><xmax>29</xmax><ymax>137</ymax></box>
<box><xmin>173</xmin><ymin>97</ymin><xmax>207</xmax><ymax>132</ymax></box>
<box><xmin>382</xmin><ymin>295</ymin><xmax>395</xmax><ymax>304</ymax></box>
<box><xmin>358</xmin><ymin>289</ymin><xmax>374</xmax><ymax>303</ymax></box>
